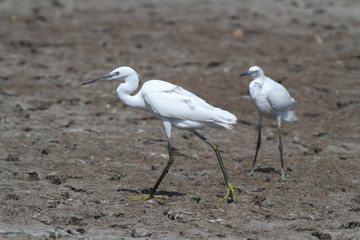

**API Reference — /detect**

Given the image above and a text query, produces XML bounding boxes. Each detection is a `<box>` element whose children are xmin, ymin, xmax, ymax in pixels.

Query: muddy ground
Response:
<box><xmin>1</xmin><ymin>0</ymin><xmax>360</xmax><ymax>239</ymax></box>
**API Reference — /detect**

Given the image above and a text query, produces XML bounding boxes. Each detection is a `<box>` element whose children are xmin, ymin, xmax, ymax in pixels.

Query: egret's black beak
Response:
<box><xmin>81</xmin><ymin>74</ymin><xmax>111</xmax><ymax>85</ymax></box>
<box><xmin>239</xmin><ymin>71</ymin><xmax>255</xmax><ymax>77</ymax></box>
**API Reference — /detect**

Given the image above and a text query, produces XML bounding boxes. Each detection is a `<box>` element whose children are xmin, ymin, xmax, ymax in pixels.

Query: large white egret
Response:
<box><xmin>82</xmin><ymin>66</ymin><xmax>240</xmax><ymax>202</ymax></box>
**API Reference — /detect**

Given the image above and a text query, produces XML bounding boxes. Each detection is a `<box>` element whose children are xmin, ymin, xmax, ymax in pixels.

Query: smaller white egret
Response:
<box><xmin>82</xmin><ymin>66</ymin><xmax>240</xmax><ymax>202</ymax></box>
<box><xmin>240</xmin><ymin>66</ymin><xmax>297</xmax><ymax>181</ymax></box>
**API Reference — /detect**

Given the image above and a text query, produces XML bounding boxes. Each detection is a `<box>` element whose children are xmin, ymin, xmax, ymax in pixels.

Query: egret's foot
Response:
<box><xmin>278</xmin><ymin>169</ymin><xmax>295</xmax><ymax>182</ymax></box>
<box><xmin>279</xmin><ymin>175</ymin><xmax>287</xmax><ymax>182</ymax></box>
<box><xmin>278</xmin><ymin>176</ymin><xmax>296</xmax><ymax>182</ymax></box>
<box><xmin>281</xmin><ymin>168</ymin><xmax>286</xmax><ymax>181</ymax></box>
<box><xmin>245</xmin><ymin>168</ymin><xmax>256</xmax><ymax>177</ymax></box>
<box><xmin>218</xmin><ymin>182</ymin><xmax>241</xmax><ymax>203</ymax></box>
<box><xmin>129</xmin><ymin>195</ymin><xmax>163</xmax><ymax>201</ymax></box>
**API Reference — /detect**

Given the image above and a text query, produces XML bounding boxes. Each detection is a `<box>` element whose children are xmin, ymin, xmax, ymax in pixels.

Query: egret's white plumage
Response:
<box><xmin>82</xmin><ymin>66</ymin><xmax>240</xmax><ymax>202</ymax></box>
<box><xmin>240</xmin><ymin>66</ymin><xmax>297</xmax><ymax>180</ymax></box>
<box><xmin>137</xmin><ymin>81</ymin><xmax>236</xmax><ymax>130</ymax></box>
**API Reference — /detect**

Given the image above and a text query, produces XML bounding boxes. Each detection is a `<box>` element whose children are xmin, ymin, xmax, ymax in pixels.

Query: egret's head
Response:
<box><xmin>108</xmin><ymin>66</ymin><xmax>140</xmax><ymax>80</ymax></box>
<box><xmin>240</xmin><ymin>66</ymin><xmax>264</xmax><ymax>79</ymax></box>
<box><xmin>81</xmin><ymin>66</ymin><xmax>140</xmax><ymax>85</ymax></box>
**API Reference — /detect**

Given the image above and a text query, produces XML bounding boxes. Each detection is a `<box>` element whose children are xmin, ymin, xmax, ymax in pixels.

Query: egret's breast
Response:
<box><xmin>250</xmin><ymin>84</ymin><xmax>275</xmax><ymax>117</ymax></box>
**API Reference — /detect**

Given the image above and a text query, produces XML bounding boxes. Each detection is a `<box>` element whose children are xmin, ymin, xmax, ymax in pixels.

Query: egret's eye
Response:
<box><xmin>115</xmin><ymin>71</ymin><xmax>120</xmax><ymax>76</ymax></box>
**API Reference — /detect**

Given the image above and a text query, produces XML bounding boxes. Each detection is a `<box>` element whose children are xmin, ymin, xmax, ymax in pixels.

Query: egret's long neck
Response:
<box><xmin>253</xmin><ymin>75</ymin><xmax>266</xmax><ymax>88</ymax></box>
<box><xmin>116</xmin><ymin>75</ymin><xmax>146</xmax><ymax>110</ymax></box>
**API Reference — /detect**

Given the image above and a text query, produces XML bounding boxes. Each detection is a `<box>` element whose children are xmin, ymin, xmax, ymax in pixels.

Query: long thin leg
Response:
<box><xmin>247</xmin><ymin>111</ymin><xmax>262</xmax><ymax>176</ymax></box>
<box><xmin>276</xmin><ymin>114</ymin><xmax>286</xmax><ymax>181</ymax></box>
<box><xmin>130</xmin><ymin>118</ymin><xmax>174</xmax><ymax>201</ymax></box>
<box><xmin>191</xmin><ymin>130</ymin><xmax>241</xmax><ymax>203</ymax></box>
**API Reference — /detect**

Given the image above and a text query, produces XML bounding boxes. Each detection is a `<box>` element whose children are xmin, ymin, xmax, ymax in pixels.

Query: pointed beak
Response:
<box><xmin>81</xmin><ymin>74</ymin><xmax>112</xmax><ymax>85</ymax></box>
<box><xmin>239</xmin><ymin>71</ymin><xmax>255</xmax><ymax>77</ymax></box>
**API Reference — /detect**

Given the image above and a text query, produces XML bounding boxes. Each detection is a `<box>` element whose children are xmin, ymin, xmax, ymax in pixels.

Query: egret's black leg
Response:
<box><xmin>276</xmin><ymin>114</ymin><xmax>287</xmax><ymax>181</ymax></box>
<box><xmin>149</xmin><ymin>140</ymin><xmax>174</xmax><ymax>196</ymax></box>
<box><xmin>130</xmin><ymin>118</ymin><xmax>173</xmax><ymax>201</ymax></box>
<box><xmin>278</xmin><ymin>124</ymin><xmax>286</xmax><ymax>181</ymax></box>
<box><xmin>191</xmin><ymin>130</ymin><xmax>241</xmax><ymax>202</ymax></box>
<box><xmin>247</xmin><ymin>111</ymin><xmax>262</xmax><ymax>176</ymax></box>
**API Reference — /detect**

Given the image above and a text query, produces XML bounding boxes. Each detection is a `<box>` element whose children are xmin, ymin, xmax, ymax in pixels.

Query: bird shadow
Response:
<box><xmin>117</xmin><ymin>188</ymin><xmax>184</xmax><ymax>198</ymax></box>
<box><xmin>143</xmin><ymin>189</ymin><xmax>185</xmax><ymax>198</ymax></box>
<box><xmin>117</xmin><ymin>188</ymin><xmax>140</xmax><ymax>194</ymax></box>
<box><xmin>254</xmin><ymin>167</ymin><xmax>279</xmax><ymax>174</ymax></box>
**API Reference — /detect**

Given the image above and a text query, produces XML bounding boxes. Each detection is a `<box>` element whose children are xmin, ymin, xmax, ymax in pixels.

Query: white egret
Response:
<box><xmin>82</xmin><ymin>66</ymin><xmax>240</xmax><ymax>202</ymax></box>
<box><xmin>240</xmin><ymin>66</ymin><xmax>297</xmax><ymax>181</ymax></box>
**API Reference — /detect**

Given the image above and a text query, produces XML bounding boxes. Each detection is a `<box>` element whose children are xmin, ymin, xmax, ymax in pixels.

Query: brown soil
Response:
<box><xmin>1</xmin><ymin>0</ymin><xmax>359</xmax><ymax>239</ymax></box>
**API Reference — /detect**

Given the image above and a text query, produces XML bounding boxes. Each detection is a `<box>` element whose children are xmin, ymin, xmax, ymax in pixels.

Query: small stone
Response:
<box><xmin>28</xmin><ymin>172</ymin><xmax>40</xmax><ymax>181</ymax></box>
<box><xmin>233</xmin><ymin>28</ymin><xmax>244</xmax><ymax>38</ymax></box>
<box><xmin>131</xmin><ymin>228</ymin><xmax>152</xmax><ymax>238</ymax></box>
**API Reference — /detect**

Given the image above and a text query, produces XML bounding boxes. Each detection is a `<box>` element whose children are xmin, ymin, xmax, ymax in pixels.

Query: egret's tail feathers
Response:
<box><xmin>216</xmin><ymin>122</ymin><xmax>234</xmax><ymax>130</ymax></box>
<box><xmin>213</xmin><ymin>108</ymin><xmax>237</xmax><ymax>130</ymax></box>
<box><xmin>282</xmin><ymin>110</ymin><xmax>298</xmax><ymax>122</ymax></box>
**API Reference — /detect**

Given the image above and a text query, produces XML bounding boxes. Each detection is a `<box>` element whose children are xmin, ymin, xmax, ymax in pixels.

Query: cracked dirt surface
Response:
<box><xmin>1</xmin><ymin>0</ymin><xmax>360</xmax><ymax>239</ymax></box>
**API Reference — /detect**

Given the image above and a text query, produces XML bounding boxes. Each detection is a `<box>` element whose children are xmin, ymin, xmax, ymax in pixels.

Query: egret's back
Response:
<box><xmin>263</xmin><ymin>78</ymin><xmax>295</xmax><ymax>111</ymax></box>
<box><xmin>266</xmin><ymin>79</ymin><xmax>297</xmax><ymax>122</ymax></box>
<box><xmin>141</xmin><ymin>80</ymin><xmax>237</xmax><ymax>130</ymax></box>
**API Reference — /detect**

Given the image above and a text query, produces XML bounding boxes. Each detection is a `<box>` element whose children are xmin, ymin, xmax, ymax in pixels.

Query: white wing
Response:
<box><xmin>264</xmin><ymin>78</ymin><xmax>296</xmax><ymax>112</ymax></box>
<box><xmin>142</xmin><ymin>80</ymin><xmax>236</xmax><ymax>124</ymax></box>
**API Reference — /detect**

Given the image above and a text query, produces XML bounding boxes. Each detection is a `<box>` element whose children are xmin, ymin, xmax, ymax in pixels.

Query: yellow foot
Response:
<box><xmin>129</xmin><ymin>195</ymin><xmax>163</xmax><ymax>201</ymax></box>
<box><xmin>218</xmin><ymin>182</ymin><xmax>241</xmax><ymax>203</ymax></box>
